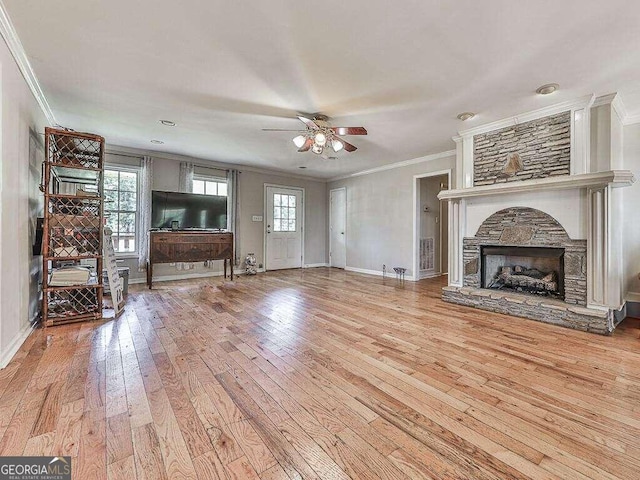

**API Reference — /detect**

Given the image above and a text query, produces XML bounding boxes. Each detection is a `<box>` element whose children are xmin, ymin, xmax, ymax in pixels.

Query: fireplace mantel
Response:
<box><xmin>438</xmin><ymin>170</ymin><xmax>635</xmax><ymax>201</ymax></box>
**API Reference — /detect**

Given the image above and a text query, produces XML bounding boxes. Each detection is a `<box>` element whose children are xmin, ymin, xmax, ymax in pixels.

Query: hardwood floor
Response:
<box><xmin>2</xmin><ymin>267</ymin><xmax>640</xmax><ymax>479</ymax></box>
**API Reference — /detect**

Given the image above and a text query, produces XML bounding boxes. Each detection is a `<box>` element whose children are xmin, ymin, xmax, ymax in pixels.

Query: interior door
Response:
<box><xmin>265</xmin><ymin>186</ymin><xmax>303</xmax><ymax>270</ymax></box>
<box><xmin>330</xmin><ymin>188</ymin><xmax>346</xmax><ymax>268</ymax></box>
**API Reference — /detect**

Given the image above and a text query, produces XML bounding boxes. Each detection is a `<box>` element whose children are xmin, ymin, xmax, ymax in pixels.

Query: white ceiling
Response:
<box><xmin>5</xmin><ymin>0</ymin><xmax>640</xmax><ymax>178</ymax></box>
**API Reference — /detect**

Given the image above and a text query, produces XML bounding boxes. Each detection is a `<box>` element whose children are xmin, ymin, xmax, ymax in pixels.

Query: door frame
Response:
<box><xmin>329</xmin><ymin>187</ymin><xmax>347</xmax><ymax>268</ymax></box>
<box><xmin>263</xmin><ymin>183</ymin><xmax>305</xmax><ymax>271</ymax></box>
<box><xmin>412</xmin><ymin>169</ymin><xmax>452</xmax><ymax>281</ymax></box>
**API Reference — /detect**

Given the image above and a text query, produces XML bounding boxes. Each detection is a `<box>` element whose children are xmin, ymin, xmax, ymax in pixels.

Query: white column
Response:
<box><xmin>587</xmin><ymin>186</ymin><xmax>609</xmax><ymax>308</ymax></box>
<box><xmin>448</xmin><ymin>198</ymin><xmax>466</xmax><ymax>287</ymax></box>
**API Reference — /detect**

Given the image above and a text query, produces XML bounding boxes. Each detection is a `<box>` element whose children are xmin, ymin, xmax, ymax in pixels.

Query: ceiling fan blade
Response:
<box><xmin>330</xmin><ymin>126</ymin><xmax>368</xmax><ymax>136</ymax></box>
<box><xmin>298</xmin><ymin>137</ymin><xmax>313</xmax><ymax>152</ymax></box>
<box><xmin>262</xmin><ymin>128</ymin><xmax>305</xmax><ymax>132</ymax></box>
<box><xmin>340</xmin><ymin>139</ymin><xmax>358</xmax><ymax>152</ymax></box>
<box><xmin>297</xmin><ymin>115</ymin><xmax>320</xmax><ymax>129</ymax></box>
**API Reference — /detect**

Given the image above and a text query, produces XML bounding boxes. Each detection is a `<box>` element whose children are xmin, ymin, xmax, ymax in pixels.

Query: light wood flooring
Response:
<box><xmin>1</xmin><ymin>268</ymin><xmax>640</xmax><ymax>479</ymax></box>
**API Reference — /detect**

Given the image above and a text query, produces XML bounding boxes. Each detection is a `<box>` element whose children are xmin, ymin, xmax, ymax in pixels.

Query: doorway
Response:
<box><xmin>265</xmin><ymin>185</ymin><xmax>304</xmax><ymax>270</ymax></box>
<box><xmin>329</xmin><ymin>188</ymin><xmax>346</xmax><ymax>268</ymax></box>
<box><xmin>413</xmin><ymin>171</ymin><xmax>450</xmax><ymax>279</ymax></box>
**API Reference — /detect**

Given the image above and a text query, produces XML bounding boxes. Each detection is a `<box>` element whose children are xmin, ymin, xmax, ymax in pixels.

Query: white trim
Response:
<box><xmin>329</xmin><ymin>150</ymin><xmax>456</xmax><ymax>182</ymax></box>
<box><xmin>457</xmin><ymin>94</ymin><xmax>595</xmax><ymax>139</ymax></box>
<box><xmin>592</xmin><ymin>93</ymin><xmax>619</xmax><ymax>108</ymax></box>
<box><xmin>626</xmin><ymin>292</ymin><xmax>640</xmax><ymax>303</ymax></box>
<box><xmin>104</xmin><ymin>164</ymin><xmax>141</xmax><ymax>257</ymax></box>
<box><xmin>419</xmin><ymin>270</ymin><xmax>444</xmax><ymax>280</ymax></box>
<box><xmin>345</xmin><ymin>266</ymin><xmax>416</xmax><ymax>281</ymax></box>
<box><xmin>106</xmin><ymin>145</ymin><xmax>328</xmax><ymax>183</ymax></box>
<box><xmin>413</xmin><ymin>169</ymin><xmax>452</xmax><ymax>284</ymax></box>
<box><xmin>438</xmin><ymin>170</ymin><xmax>635</xmax><ymax>200</ymax></box>
<box><xmin>303</xmin><ymin>263</ymin><xmax>329</xmax><ymax>268</ymax></box>
<box><xmin>594</xmin><ymin>92</ymin><xmax>638</xmax><ymax>126</ymax></box>
<box><xmin>623</xmin><ymin>113</ymin><xmax>640</xmax><ymax>126</ymax></box>
<box><xmin>0</xmin><ymin>323</ymin><xmax>35</xmax><ymax>369</ymax></box>
<box><xmin>263</xmin><ymin>184</ymin><xmax>305</xmax><ymax>271</ymax></box>
<box><xmin>0</xmin><ymin>2</ymin><xmax>55</xmax><ymax>125</ymax></box>
<box><xmin>329</xmin><ymin>187</ymin><xmax>347</xmax><ymax>268</ymax></box>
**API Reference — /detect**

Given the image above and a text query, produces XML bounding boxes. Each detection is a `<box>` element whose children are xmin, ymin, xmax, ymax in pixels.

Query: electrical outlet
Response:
<box><xmin>258</xmin><ymin>263</ymin><xmax>263</xmax><ymax>268</ymax></box>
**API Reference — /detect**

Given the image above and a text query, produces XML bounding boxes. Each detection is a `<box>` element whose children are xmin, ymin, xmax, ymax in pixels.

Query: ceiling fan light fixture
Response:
<box><xmin>292</xmin><ymin>135</ymin><xmax>307</xmax><ymax>148</ymax></box>
<box><xmin>314</xmin><ymin>132</ymin><xmax>327</xmax><ymax>146</ymax></box>
<box><xmin>312</xmin><ymin>144</ymin><xmax>323</xmax><ymax>155</ymax></box>
<box><xmin>331</xmin><ymin>138</ymin><xmax>344</xmax><ymax>152</ymax></box>
<box><xmin>536</xmin><ymin>83</ymin><xmax>559</xmax><ymax>95</ymax></box>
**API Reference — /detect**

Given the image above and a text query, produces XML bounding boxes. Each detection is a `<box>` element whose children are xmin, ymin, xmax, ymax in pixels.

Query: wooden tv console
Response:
<box><xmin>147</xmin><ymin>230</ymin><xmax>233</xmax><ymax>288</ymax></box>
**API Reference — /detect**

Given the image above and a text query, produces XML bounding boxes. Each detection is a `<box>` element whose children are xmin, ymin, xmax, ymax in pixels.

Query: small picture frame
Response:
<box><xmin>171</xmin><ymin>220</ymin><xmax>179</xmax><ymax>231</ymax></box>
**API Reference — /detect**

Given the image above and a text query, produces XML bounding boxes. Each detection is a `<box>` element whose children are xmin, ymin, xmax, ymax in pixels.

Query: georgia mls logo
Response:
<box><xmin>0</xmin><ymin>456</ymin><xmax>71</xmax><ymax>480</ymax></box>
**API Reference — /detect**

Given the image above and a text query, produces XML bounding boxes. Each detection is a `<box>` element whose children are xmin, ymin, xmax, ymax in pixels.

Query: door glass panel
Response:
<box><xmin>273</xmin><ymin>193</ymin><xmax>297</xmax><ymax>231</ymax></box>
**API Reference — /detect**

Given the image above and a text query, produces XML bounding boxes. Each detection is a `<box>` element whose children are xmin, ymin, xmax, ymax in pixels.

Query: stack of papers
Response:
<box><xmin>49</xmin><ymin>266</ymin><xmax>95</xmax><ymax>286</ymax></box>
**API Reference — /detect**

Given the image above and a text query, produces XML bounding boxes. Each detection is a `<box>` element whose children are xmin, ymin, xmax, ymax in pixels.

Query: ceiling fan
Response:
<box><xmin>262</xmin><ymin>114</ymin><xmax>367</xmax><ymax>158</ymax></box>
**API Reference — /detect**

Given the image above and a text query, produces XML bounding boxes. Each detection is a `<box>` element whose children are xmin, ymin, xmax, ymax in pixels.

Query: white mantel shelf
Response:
<box><xmin>438</xmin><ymin>170</ymin><xmax>635</xmax><ymax>201</ymax></box>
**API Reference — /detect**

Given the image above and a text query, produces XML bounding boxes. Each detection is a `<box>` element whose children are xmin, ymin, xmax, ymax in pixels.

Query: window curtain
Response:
<box><xmin>179</xmin><ymin>162</ymin><xmax>194</xmax><ymax>193</ymax></box>
<box><xmin>138</xmin><ymin>156</ymin><xmax>153</xmax><ymax>271</ymax></box>
<box><xmin>227</xmin><ymin>169</ymin><xmax>240</xmax><ymax>265</ymax></box>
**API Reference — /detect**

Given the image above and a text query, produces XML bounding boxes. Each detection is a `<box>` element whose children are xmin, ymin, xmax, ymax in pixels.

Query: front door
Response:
<box><xmin>265</xmin><ymin>186</ymin><xmax>303</xmax><ymax>270</ymax></box>
<box><xmin>330</xmin><ymin>188</ymin><xmax>346</xmax><ymax>268</ymax></box>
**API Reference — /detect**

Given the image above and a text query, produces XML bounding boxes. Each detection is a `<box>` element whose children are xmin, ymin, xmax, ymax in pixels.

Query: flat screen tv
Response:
<box><xmin>151</xmin><ymin>190</ymin><xmax>227</xmax><ymax>230</ymax></box>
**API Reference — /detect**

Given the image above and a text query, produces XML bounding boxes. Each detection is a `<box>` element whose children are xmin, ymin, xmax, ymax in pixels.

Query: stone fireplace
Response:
<box><xmin>438</xmin><ymin>94</ymin><xmax>635</xmax><ymax>334</ymax></box>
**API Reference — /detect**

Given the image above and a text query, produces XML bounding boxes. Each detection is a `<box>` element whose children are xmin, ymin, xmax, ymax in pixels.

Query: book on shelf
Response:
<box><xmin>49</xmin><ymin>266</ymin><xmax>98</xmax><ymax>287</ymax></box>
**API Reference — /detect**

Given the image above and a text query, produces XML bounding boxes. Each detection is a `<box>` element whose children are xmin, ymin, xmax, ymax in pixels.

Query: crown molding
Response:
<box><xmin>624</xmin><ymin>113</ymin><xmax>640</xmax><ymax>126</ymax></box>
<box><xmin>0</xmin><ymin>1</ymin><xmax>55</xmax><ymax>125</ymax></box>
<box><xmin>592</xmin><ymin>92</ymin><xmax>640</xmax><ymax>126</ymax></box>
<box><xmin>329</xmin><ymin>149</ymin><xmax>456</xmax><ymax>182</ymax></box>
<box><xmin>457</xmin><ymin>94</ymin><xmax>595</xmax><ymax>139</ymax></box>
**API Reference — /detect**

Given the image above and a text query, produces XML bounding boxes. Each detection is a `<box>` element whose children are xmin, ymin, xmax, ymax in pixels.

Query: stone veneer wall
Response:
<box><xmin>473</xmin><ymin>111</ymin><xmax>571</xmax><ymax>186</ymax></box>
<box><xmin>463</xmin><ymin>207</ymin><xmax>587</xmax><ymax>306</ymax></box>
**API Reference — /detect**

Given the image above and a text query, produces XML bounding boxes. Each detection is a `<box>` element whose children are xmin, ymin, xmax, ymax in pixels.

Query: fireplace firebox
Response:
<box><xmin>481</xmin><ymin>246</ymin><xmax>564</xmax><ymax>299</ymax></box>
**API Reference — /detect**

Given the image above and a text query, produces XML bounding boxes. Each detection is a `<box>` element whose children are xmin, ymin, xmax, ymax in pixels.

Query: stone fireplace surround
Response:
<box><xmin>464</xmin><ymin>207</ymin><xmax>586</xmax><ymax>305</ymax></box>
<box><xmin>438</xmin><ymin>94</ymin><xmax>635</xmax><ymax>334</ymax></box>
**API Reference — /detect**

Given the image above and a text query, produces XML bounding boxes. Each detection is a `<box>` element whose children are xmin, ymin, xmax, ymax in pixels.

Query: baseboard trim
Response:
<box><xmin>0</xmin><ymin>323</ymin><xmax>35</xmax><ymax>369</ymax></box>
<box><xmin>345</xmin><ymin>266</ymin><xmax>416</xmax><ymax>282</ymax></box>
<box><xmin>304</xmin><ymin>263</ymin><xmax>329</xmax><ymax>268</ymax></box>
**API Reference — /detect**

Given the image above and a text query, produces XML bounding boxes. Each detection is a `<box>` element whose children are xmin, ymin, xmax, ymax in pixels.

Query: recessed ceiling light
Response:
<box><xmin>150</xmin><ymin>139</ymin><xmax>164</xmax><ymax>144</ymax></box>
<box><xmin>160</xmin><ymin>120</ymin><xmax>176</xmax><ymax>126</ymax></box>
<box><xmin>298</xmin><ymin>166</ymin><xmax>307</xmax><ymax>169</ymax></box>
<box><xmin>536</xmin><ymin>83</ymin><xmax>559</xmax><ymax>95</ymax></box>
<box><xmin>457</xmin><ymin>112</ymin><xmax>475</xmax><ymax>121</ymax></box>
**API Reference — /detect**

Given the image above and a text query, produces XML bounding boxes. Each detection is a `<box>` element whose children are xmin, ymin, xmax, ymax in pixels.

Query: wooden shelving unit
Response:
<box><xmin>42</xmin><ymin>127</ymin><xmax>105</xmax><ymax>326</ymax></box>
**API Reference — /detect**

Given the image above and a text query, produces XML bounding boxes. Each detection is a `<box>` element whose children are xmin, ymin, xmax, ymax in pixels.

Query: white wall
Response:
<box><xmin>328</xmin><ymin>154</ymin><xmax>455</xmax><ymax>278</ymax></box>
<box><xmin>0</xmin><ymin>39</ymin><xmax>48</xmax><ymax>367</ymax></box>
<box><xmin>107</xmin><ymin>150</ymin><xmax>327</xmax><ymax>282</ymax></box>
<box><xmin>623</xmin><ymin>122</ymin><xmax>640</xmax><ymax>303</ymax></box>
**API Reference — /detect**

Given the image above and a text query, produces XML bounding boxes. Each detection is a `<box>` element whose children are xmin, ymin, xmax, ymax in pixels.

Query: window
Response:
<box><xmin>193</xmin><ymin>176</ymin><xmax>228</xmax><ymax>196</ymax></box>
<box><xmin>104</xmin><ymin>167</ymin><xmax>138</xmax><ymax>254</ymax></box>
<box><xmin>273</xmin><ymin>193</ymin><xmax>296</xmax><ymax>232</ymax></box>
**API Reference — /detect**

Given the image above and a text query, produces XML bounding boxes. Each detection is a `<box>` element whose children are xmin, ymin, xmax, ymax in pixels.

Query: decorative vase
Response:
<box><xmin>245</xmin><ymin>253</ymin><xmax>257</xmax><ymax>275</ymax></box>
